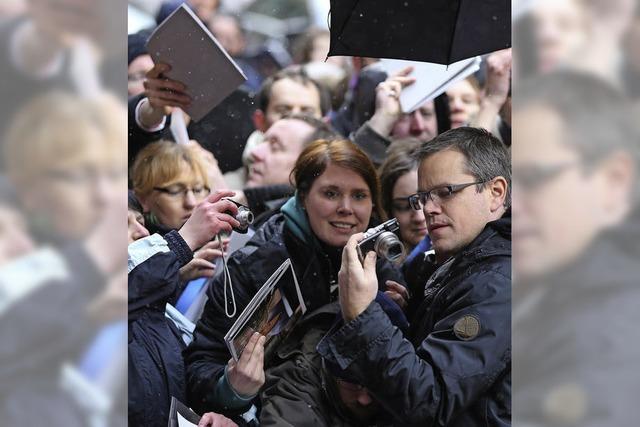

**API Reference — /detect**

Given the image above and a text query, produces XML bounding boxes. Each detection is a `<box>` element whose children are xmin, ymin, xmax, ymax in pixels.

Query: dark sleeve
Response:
<box><xmin>0</xmin><ymin>244</ymin><xmax>105</xmax><ymax>391</ymax></box>
<box><xmin>127</xmin><ymin>93</ymin><xmax>171</xmax><ymax>164</ymax></box>
<box><xmin>259</xmin><ymin>351</ymin><xmax>331</xmax><ymax>427</ymax></box>
<box><xmin>128</xmin><ymin>231</ymin><xmax>193</xmax><ymax>319</ymax></box>
<box><xmin>317</xmin><ymin>266</ymin><xmax>511</xmax><ymax>425</ymax></box>
<box><xmin>350</xmin><ymin>122</ymin><xmax>392</xmax><ymax>167</ymax></box>
<box><xmin>243</xmin><ymin>184</ymin><xmax>293</xmax><ymax>218</ymax></box>
<box><xmin>183</xmin><ymin>249</ymin><xmax>260</xmax><ymax>415</ymax></box>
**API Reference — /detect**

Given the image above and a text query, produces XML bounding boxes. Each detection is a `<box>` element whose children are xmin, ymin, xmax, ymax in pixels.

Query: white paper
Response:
<box><xmin>177</xmin><ymin>412</ymin><xmax>197</xmax><ymax>427</ymax></box>
<box><xmin>375</xmin><ymin>57</ymin><xmax>481</xmax><ymax>113</ymax></box>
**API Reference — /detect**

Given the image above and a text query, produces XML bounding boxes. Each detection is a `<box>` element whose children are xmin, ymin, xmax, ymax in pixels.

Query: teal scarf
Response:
<box><xmin>280</xmin><ymin>193</ymin><xmax>322</xmax><ymax>252</ymax></box>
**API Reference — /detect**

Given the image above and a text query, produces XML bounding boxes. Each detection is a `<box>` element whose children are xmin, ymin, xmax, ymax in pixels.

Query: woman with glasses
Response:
<box><xmin>131</xmin><ymin>140</ymin><xmax>212</xmax><ymax>234</ymax></box>
<box><xmin>131</xmin><ymin>140</ymin><xmax>227</xmax><ymax>282</ymax></box>
<box><xmin>379</xmin><ymin>138</ymin><xmax>429</xmax><ymax>259</ymax></box>
<box><xmin>184</xmin><ymin>139</ymin><xmax>405</xmax><ymax>418</ymax></box>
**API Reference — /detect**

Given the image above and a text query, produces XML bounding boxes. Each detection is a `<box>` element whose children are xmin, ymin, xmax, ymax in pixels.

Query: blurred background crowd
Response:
<box><xmin>0</xmin><ymin>0</ymin><xmax>636</xmax><ymax>425</ymax></box>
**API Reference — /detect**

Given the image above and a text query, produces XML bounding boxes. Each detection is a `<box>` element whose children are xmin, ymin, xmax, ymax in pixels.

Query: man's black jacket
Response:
<box><xmin>318</xmin><ymin>212</ymin><xmax>511</xmax><ymax>426</ymax></box>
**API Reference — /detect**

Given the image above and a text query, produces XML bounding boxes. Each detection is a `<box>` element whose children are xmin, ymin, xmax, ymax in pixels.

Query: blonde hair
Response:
<box><xmin>130</xmin><ymin>140</ymin><xmax>211</xmax><ymax>197</ymax></box>
<box><xmin>3</xmin><ymin>91</ymin><xmax>126</xmax><ymax>188</ymax></box>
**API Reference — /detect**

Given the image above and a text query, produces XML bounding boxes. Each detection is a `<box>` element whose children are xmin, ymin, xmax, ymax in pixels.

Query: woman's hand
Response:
<box><xmin>178</xmin><ymin>190</ymin><xmax>240</xmax><ymax>251</ymax></box>
<box><xmin>227</xmin><ymin>332</ymin><xmax>266</xmax><ymax>397</ymax></box>
<box><xmin>179</xmin><ymin>257</ymin><xmax>216</xmax><ymax>282</ymax></box>
<box><xmin>178</xmin><ymin>238</ymin><xmax>230</xmax><ymax>282</ymax></box>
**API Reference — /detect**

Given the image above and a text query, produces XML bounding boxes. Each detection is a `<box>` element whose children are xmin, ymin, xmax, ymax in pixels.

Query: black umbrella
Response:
<box><xmin>328</xmin><ymin>0</ymin><xmax>511</xmax><ymax>65</ymax></box>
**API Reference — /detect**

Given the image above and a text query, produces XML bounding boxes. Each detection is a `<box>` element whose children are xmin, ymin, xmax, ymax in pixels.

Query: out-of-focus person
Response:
<box><xmin>512</xmin><ymin>70</ymin><xmax>640</xmax><ymax>426</ymax></box>
<box><xmin>379</xmin><ymin>138</ymin><xmax>428</xmax><ymax>257</ymax></box>
<box><xmin>529</xmin><ymin>0</ymin><xmax>589</xmax><ymax>74</ymax></box>
<box><xmin>127</xmin><ymin>29</ymin><xmax>154</xmax><ymax>97</ymax></box>
<box><xmin>156</xmin><ymin>0</ymin><xmax>220</xmax><ymax>25</ymax></box>
<box><xmin>0</xmin><ymin>90</ymin><xmax>128</xmax><ymax>427</ymax></box>
<box><xmin>447</xmin><ymin>77</ymin><xmax>481</xmax><ymax>129</ymax></box>
<box><xmin>472</xmin><ymin>49</ymin><xmax>512</xmax><ymax>146</ymax></box>
<box><xmin>208</xmin><ymin>13</ymin><xmax>262</xmax><ymax>92</ymax></box>
<box><xmin>0</xmin><ymin>177</ymin><xmax>34</xmax><ymax>265</ymax></box>
<box><xmin>4</xmin><ymin>91</ymin><xmax>126</xmax><ymax>244</ymax></box>
<box><xmin>0</xmin><ymin>0</ymin><xmax>126</xmax><ymax>142</ymax></box>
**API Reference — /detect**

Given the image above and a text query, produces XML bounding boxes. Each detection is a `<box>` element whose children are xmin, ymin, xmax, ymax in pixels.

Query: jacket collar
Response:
<box><xmin>452</xmin><ymin>209</ymin><xmax>511</xmax><ymax>265</ymax></box>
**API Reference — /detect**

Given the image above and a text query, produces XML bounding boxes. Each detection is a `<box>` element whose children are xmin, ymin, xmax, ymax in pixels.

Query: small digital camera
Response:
<box><xmin>224</xmin><ymin>199</ymin><xmax>254</xmax><ymax>233</ymax></box>
<box><xmin>356</xmin><ymin>218</ymin><xmax>405</xmax><ymax>263</ymax></box>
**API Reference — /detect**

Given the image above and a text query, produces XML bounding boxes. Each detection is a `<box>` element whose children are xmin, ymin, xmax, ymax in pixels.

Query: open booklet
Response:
<box><xmin>146</xmin><ymin>3</ymin><xmax>247</xmax><ymax>122</ymax></box>
<box><xmin>374</xmin><ymin>56</ymin><xmax>481</xmax><ymax>113</ymax></box>
<box><xmin>224</xmin><ymin>258</ymin><xmax>306</xmax><ymax>361</ymax></box>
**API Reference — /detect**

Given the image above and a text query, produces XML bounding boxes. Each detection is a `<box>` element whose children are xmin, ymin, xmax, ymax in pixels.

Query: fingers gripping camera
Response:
<box><xmin>356</xmin><ymin>218</ymin><xmax>405</xmax><ymax>263</ymax></box>
<box><xmin>224</xmin><ymin>199</ymin><xmax>254</xmax><ymax>233</ymax></box>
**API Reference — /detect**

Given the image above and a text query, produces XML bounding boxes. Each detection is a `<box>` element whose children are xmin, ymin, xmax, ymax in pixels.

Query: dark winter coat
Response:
<box><xmin>128</xmin><ymin>230</ymin><xmax>193</xmax><ymax>427</ymax></box>
<box><xmin>318</xmin><ymin>212</ymin><xmax>511</xmax><ymax>426</ymax></box>
<box><xmin>184</xmin><ymin>197</ymin><xmax>404</xmax><ymax>415</ymax></box>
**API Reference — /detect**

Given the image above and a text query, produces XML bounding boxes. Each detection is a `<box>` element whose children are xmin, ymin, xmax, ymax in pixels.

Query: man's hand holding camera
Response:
<box><xmin>339</xmin><ymin>233</ymin><xmax>379</xmax><ymax>322</ymax></box>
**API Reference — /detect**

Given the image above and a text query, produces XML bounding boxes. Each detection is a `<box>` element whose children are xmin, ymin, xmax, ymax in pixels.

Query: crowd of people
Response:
<box><xmin>124</xmin><ymin>1</ymin><xmax>514</xmax><ymax>426</ymax></box>
<box><xmin>0</xmin><ymin>0</ymin><xmax>638</xmax><ymax>426</ymax></box>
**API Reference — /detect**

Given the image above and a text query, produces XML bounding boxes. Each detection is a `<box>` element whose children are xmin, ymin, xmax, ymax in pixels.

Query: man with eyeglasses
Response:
<box><xmin>512</xmin><ymin>72</ymin><xmax>640</xmax><ymax>426</ymax></box>
<box><xmin>318</xmin><ymin>126</ymin><xmax>511</xmax><ymax>426</ymax></box>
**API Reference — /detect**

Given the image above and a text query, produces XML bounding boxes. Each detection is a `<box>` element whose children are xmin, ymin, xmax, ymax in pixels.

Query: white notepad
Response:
<box><xmin>146</xmin><ymin>4</ymin><xmax>247</xmax><ymax>122</ymax></box>
<box><xmin>375</xmin><ymin>56</ymin><xmax>481</xmax><ymax>113</ymax></box>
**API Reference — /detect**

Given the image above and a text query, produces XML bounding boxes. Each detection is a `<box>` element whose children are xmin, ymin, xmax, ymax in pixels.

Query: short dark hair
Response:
<box><xmin>416</xmin><ymin>127</ymin><xmax>511</xmax><ymax>208</ymax></box>
<box><xmin>516</xmin><ymin>71</ymin><xmax>638</xmax><ymax>167</ymax></box>
<box><xmin>379</xmin><ymin>138</ymin><xmax>422</xmax><ymax>218</ymax></box>
<box><xmin>256</xmin><ymin>67</ymin><xmax>331</xmax><ymax>116</ymax></box>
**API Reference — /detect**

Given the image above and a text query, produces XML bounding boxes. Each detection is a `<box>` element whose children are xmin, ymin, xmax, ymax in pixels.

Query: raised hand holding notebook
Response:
<box><xmin>375</xmin><ymin>56</ymin><xmax>481</xmax><ymax>113</ymax></box>
<box><xmin>146</xmin><ymin>4</ymin><xmax>247</xmax><ymax>122</ymax></box>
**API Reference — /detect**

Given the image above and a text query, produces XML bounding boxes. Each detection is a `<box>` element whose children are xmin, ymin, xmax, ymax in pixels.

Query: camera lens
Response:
<box><xmin>234</xmin><ymin>208</ymin><xmax>254</xmax><ymax>232</ymax></box>
<box><xmin>374</xmin><ymin>232</ymin><xmax>405</xmax><ymax>263</ymax></box>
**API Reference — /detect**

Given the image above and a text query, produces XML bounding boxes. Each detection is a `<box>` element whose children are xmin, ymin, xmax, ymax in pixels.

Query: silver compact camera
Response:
<box><xmin>224</xmin><ymin>199</ymin><xmax>254</xmax><ymax>233</ymax></box>
<box><xmin>356</xmin><ymin>218</ymin><xmax>405</xmax><ymax>263</ymax></box>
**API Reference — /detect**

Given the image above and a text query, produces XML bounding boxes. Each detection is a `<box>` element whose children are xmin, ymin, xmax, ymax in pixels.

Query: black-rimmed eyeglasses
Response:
<box><xmin>408</xmin><ymin>181</ymin><xmax>486</xmax><ymax>210</ymax></box>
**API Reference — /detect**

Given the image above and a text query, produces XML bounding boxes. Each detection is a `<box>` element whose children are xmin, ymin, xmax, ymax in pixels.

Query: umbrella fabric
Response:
<box><xmin>328</xmin><ymin>0</ymin><xmax>511</xmax><ymax>65</ymax></box>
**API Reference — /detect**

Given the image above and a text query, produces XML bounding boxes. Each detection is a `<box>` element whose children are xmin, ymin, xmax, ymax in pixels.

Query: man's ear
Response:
<box><xmin>252</xmin><ymin>110</ymin><xmax>267</xmax><ymax>133</ymax></box>
<box><xmin>488</xmin><ymin>177</ymin><xmax>508</xmax><ymax>212</ymax></box>
<box><xmin>594</xmin><ymin>151</ymin><xmax>635</xmax><ymax>227</ymax></box>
